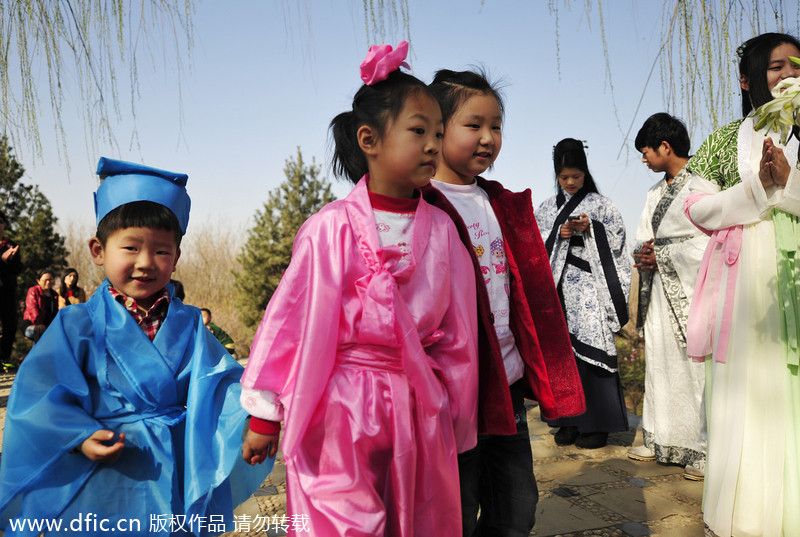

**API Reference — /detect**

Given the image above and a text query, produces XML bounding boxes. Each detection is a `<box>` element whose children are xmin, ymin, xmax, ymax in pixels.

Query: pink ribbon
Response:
<box><xmin>353</xmin><ymin>243</ymin><xmax>448</xmax><ymax>415</ymax></box>
<box><xmin>360</xmin><ymin>41</ymin><xmax>410</xmax><ymax>85</ymax></box>
<box><xmin>354</xmin><ymin>244</ymin><xmax>413</xmax><ymax>346</ymax></box>
<box><xmin>685</xmin><ymin>193</ymin><xmax>742</xmax><ymax>363</ymax></box>
<box><xmin>354</xmin><ymin>268</ymin><xmax>398</xmax><ymax>346</ymax></box>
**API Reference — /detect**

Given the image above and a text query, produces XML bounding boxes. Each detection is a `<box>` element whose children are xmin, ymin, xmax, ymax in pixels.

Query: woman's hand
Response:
<box><xmin>633</xmin><ymin>238</ymin><xmax>658</xmax><ymax>271</ymax></box>
<box><xmin>242</xmin><ymin>429</ymin><xmax>279</xmax><ymax>465</ymax></box>
<box><xmin>569</xmin><ymin>214</ymin><xmax>591</xmax><ymax>236</ymax></box>
<box><xmin>80</xmin><ymin>430</ymin><xmax>126</xmax><ymax>462</ymax></box>
<box><xmin>760</xmin><ymin>137</ymin><xmax>791</xmax><ymax>188</ymax></box>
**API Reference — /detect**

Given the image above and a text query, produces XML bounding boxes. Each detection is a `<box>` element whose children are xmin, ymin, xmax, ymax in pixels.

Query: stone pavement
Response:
<box><xmin>0</xmin><ymin>370</ymin><xmax>704</xmax><ymax>536</ymax></box>
<box><xmin>526</xmin><ymin>405</ymin><xmax>704</xmax><ymax>537</ymax></box>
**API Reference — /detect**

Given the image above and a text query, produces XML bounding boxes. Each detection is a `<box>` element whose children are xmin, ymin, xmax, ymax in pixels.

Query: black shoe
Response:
<box><xmin>554</xmin><ymin>426</ymin><xmax>579</xmax><ymax>446</ymax></box>
<box><xmin>575</xmin><ymin>432</ymin><xmax>608</xmax><ymax>449</ymax></box>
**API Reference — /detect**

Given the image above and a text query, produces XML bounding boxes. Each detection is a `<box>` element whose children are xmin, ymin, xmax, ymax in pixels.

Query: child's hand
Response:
<box><xmin>242</xmin><ymin>429</ymin><xmax>279</xmax><ymax>465</ymax></box>
<box><xmin>80</xmin><ymin>430</ymin><xmax>126</xmax><ymax>463</ymax></box>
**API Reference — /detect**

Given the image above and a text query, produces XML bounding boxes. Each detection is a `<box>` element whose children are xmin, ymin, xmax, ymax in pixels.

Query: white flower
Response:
<box><xmin>752</xmin><ymin>58</ymin><xmax>800</xmax><ymax>143</ymax></box>
<box><xmin>771</xmin><ymin>76</ymin><xmax>800</xmax><ymax>98</ymax></box>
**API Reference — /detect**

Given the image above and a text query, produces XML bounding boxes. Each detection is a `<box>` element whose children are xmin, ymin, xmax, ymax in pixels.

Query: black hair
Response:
<box><xmin>36</xmin><ymin>269</ymin><xmax>53</xmax><ymax>281</ymax></box>
<box><xmin>60</xmin><ymin>268</ymin><xmax>79</xmax><ymax>295</ymax></box>
<box><xmin>634</xmin><ymin>113</ymin><xmax>691</xmax><ymax>158</ymax></box>
<box><xmin>428</xmin><ymin>68</ymin><xmax>505</xmax><ymax>125</ymax></box>
<box><xmin>553</xmin><ymin>138</ymin><xmax>599</xmax><ymax>195</ymax></box>
<box><xmin>96</xmin><ymin>200</ymin><xmax>182</xmax><ymax>247</ymax></box>
<box><xmin>738</xmin><ymin>32</ymin><xmax>800</xmax><ymax>117</ymax></box>
<box><xmin>330</xmin><ymin>70</ymin><xmax>437</xmax><ymax>183</ymax></box>
<box><xmin>200</xmin><ymin>307</ymin><xmax>211</xmax><ymax>315</ymax></box>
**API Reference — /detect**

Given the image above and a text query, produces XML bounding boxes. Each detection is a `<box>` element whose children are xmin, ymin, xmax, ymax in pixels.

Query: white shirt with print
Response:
<box><xmin>373</xmin><ymin>209</ymin><xmax>414</xmax><ymax>270</ymax></box>
<box><xmin>431</xmin><ymin>179</ymin><xmax>524</xmax><ymax>385</ymax></box>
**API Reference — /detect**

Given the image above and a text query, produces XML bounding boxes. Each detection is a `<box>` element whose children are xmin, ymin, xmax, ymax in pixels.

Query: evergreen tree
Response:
<box><xmin>0</xmin><ymin>136</ymin><xmax>68</xmax><ymax>292</ymax></box>
<box><xmin>235</xmin><ymin>149</ymin><xmax>336</xmax><ymax>330</ymax></box>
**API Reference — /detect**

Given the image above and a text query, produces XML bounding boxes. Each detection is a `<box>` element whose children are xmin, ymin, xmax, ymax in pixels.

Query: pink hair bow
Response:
<box><xmin>360</xmin><ymin>40</ymin><xmax>410</xmax><ymax>85</ymax></box>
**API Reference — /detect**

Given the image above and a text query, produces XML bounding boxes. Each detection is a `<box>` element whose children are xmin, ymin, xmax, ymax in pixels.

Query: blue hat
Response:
<box><xmin>94</xmin><ymin>157</ymin><xmax>191</xmax><ymax>234</ymax></box>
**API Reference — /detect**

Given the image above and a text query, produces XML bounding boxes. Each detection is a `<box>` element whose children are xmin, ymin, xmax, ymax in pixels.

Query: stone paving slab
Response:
<box><xmin>535</xmin><ymin>460</ymin><xmax>620</xmax><ymax>486</ymax></box>
<box><xmin>652</xmin><ymin>476</ymin><xmax>705</xmax><ymax>504</ymax></box>
<box><xmin>531</xmin><ymin>440</ymin><xmax>563</xmax><ymax>459</ymax></box>
<box><xmin>648</xmin><ymin>517</ymin><xmax>705</xmax><ymax>537</ymax></box>
<box><xmin>602</xmin><ymin>457</ymin><xmax>685</xmax><ymax>479</ymax></box>
<box><xmin>528</xmin><ymin>404</ymin><xmax>703</xmax><ymax>537</ymax></box>
<box><xmin>589</xmin><ymin>486</ymin><xmax>697</xmax><ymax>522</ymax></box>
<box><xmin>533</xmin><ymin>496</ymin><xmax>610</xmax><ymax>535</ymax></box>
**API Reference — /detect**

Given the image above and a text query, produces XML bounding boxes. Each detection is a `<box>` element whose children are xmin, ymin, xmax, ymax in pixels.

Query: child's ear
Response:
<box><xmin>88</xmin><ymin>237</ymin><xmax>104</xmax><ymax>267</ymax></box>
<box><xmin>357</xmin><ymin>125</ymin><xmax>379</xmax><ymax>156</ymax></box>
<box><xmin>172</xmin><ymin>248</ymin><xmax>181</xmax><ymax>273</ymax></box>
<box><xmin>740</xmin><ymin>74</ymin><xmax>750</xmax><ymax>91</ymax></box>
<box><xmin>661</xmin><ymin>141</ymin><xmax>673</xmax><ymax>155</ymax></box>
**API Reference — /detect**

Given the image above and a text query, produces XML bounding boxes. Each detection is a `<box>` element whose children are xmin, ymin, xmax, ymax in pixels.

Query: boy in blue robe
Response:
<box><xmin>0</xmin><ymin>158</ymin><xmax>268</xmax><ymax>536</ymax></box>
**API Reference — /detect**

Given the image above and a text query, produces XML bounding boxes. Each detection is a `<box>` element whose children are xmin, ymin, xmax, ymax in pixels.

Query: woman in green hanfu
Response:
<box><xmin>684</xmin><ymin>32</ymin><xmax>800</xmax><ymax>537</ymax></box>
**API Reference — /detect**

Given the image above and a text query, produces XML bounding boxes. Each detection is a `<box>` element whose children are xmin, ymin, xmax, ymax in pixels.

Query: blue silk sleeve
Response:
<box><xmin>0</xmin><ymin>281</ymin><xmax>268</xmax><ymax>536</ymax></box>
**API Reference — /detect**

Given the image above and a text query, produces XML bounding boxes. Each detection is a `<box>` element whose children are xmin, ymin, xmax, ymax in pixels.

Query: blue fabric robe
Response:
<box><xmin>0</xmin><ymin>280</ymin><xmax>267</xmax><ymax>536</ymax></box>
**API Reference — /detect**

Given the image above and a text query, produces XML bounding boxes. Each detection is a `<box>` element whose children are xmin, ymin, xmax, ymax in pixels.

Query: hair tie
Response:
<box><xmin>360</xmin><ymin>41</ymin><xmax>410</xmax><ymax>85</ymax></box>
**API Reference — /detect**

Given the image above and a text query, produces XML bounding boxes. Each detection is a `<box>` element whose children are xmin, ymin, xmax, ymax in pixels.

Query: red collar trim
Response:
<box><xmin>368</xmin><ymin>190</ymin><xmax>420</xmax><ymax>213</ymax></box>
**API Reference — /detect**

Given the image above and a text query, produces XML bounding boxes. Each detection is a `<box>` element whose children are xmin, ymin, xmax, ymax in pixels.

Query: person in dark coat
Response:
<box><xmin>0</xmin><ymin>210</ymin><xmax>22</xmax><ymax>372</ymax></box>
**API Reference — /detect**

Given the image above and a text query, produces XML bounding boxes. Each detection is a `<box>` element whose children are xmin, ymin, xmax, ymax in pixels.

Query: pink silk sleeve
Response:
<box><xmin>240</xmin><ymin>216</ymin><xmax>345</xmax><ymax>457</ymax></box>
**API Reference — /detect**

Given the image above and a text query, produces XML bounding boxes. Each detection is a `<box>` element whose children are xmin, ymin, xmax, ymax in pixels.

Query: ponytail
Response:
<box><xmin>330</xmin><ymin>111</ymin><xmax>368</xmax><ymax>183</ymax></box>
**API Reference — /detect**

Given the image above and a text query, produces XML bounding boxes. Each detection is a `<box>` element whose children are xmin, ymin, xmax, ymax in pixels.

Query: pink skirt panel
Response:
<box><xmin>284</xmin><ymin>359</ymin><xmax>461</xmax><ymax>536</ymax></box>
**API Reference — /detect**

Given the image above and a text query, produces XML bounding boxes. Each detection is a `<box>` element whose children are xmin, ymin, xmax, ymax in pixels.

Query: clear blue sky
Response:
<box><xmin>17</xmin><ymin>1</ymin><xmax>799</xmax><ymax>241</ymax></box>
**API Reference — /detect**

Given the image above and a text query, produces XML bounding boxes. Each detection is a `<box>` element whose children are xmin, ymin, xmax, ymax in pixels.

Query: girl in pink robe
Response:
<box><xmin>240</xmin><ymin>42</ymin><xmax>478</xmax><ymax>537</ymax></box>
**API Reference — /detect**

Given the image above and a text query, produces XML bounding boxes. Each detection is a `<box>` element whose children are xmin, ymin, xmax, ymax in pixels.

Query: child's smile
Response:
<box><xmin>436</xmin><ymin>93</ymin><xmax>503</xmax><ymax>185</ymax></box>
<box><xmin>90</xmin><ymin>226</ymin><xmax>180</xmax><ymax>310</ymax></box>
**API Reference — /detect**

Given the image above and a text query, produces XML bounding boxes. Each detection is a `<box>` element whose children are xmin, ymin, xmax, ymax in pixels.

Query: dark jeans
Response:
<box><xmin>458</xmin><ymin>381</ymin><xmax>539</xmax><ymax>537</ymax></box>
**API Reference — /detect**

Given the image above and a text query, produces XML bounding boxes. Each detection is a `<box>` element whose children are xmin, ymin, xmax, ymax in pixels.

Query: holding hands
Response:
<box><xmin>559</xmin><ymin>214</ymin><xmax>591</xmax><ymax>238</ymax></box>
<box><xmin>759</xmin><ymin>137</ymin><xmax>791</xmax><ymax>189</ymax></box>
<box><xmin>242</xmin><ymin>429</ymin><xmax>279</xmax><ymax>465</ymax></box>
<box><xmin>634</xmin><ymin>238</ymin><xmax>657</xmax><ymax>272</ymax></box>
